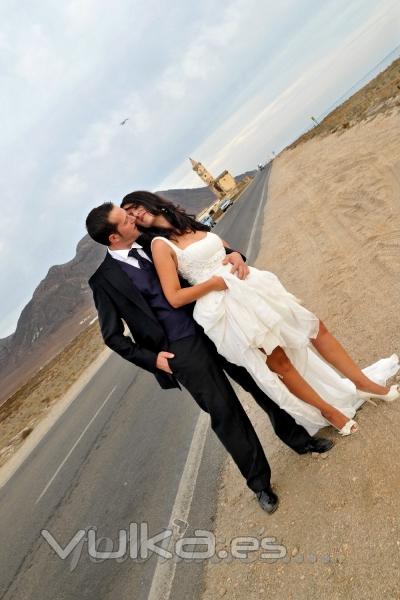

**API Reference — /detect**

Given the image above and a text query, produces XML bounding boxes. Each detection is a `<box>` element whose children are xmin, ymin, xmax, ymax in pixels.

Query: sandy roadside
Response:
<box><xmin>201</xmin><ymin>109</ymin><xmax>400</xmax><ymax>599</ymax></box>
<box><xmin>0</xmin><ymin>322</ymin><xmax>106</xmax><ymax>469</ymax></box>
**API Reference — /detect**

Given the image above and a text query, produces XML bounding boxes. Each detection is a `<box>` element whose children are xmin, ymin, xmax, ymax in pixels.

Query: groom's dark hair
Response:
<box><xmin>86</xmin><ymin>202</ymin><xmax>117</xmax><ymax>246</ymax></box>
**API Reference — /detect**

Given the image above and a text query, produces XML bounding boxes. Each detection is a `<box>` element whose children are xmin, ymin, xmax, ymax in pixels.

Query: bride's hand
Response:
<box><xmin>209</xmin><ymin>275</ymin><xmax>228</xmax><ymax>291</ymax></box>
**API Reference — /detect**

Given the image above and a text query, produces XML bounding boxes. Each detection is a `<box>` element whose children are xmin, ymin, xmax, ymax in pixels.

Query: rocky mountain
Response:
<box><xmin>0</xmin><ymin>179</ymin><xmax>253</xmax><ymax>401</ymax></box>
<box><xmin>0</xmin><ymin>235</ymin><xmax>105</xmax><ymax>402</ymax></box>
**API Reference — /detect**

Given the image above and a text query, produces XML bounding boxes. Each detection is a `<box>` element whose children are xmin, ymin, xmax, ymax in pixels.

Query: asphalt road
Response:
<box><xmin>0</xmin><ymin>166</ymin><xmax>271</xmax><ymax>600</ymax></box>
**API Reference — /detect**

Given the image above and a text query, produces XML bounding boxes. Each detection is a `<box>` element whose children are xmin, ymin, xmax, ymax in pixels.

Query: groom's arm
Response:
<box><xmin>224</xmin><ymin>246</ymin><xmax>246</xmax><ymax>262</ymax></box>
<box><xmin>90</xmin><ymin>280</ymin><xmax>158</xmax><ymax>373</ymax></box>
<box><xmin>222</xmin><ymin>241</ymin><xmax>249</xmax><ymax>279</ymax></box>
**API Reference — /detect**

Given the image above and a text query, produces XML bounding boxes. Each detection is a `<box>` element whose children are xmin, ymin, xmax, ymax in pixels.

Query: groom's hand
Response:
<box><xmin>223</xmin><ymin>252</ymin><xmax>249</xmax><ymax>280</ymax></box>
<box><xmin>156</xmin><ymin>351</ymin><xmax>175</xmax><ymax>374</ymax></box>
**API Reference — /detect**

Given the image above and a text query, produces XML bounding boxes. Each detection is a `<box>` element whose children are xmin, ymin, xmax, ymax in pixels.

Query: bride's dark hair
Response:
<box><xmin>120</xmin><ymin>190</ymin><xmax>210</xmax><ymax>239</ymax></box>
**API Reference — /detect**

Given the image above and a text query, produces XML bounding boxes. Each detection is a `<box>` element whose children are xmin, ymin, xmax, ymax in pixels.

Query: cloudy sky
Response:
<box><xmin>1</xmin><ymin>0</ymin><xmax>400</xmax><ymax>337</ymax></box>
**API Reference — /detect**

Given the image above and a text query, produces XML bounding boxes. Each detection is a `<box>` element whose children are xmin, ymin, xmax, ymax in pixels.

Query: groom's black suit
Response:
<box><xmin>89</xmin><ymin>237</ymin><xmax>313</xmax><ymax>493</ymax></box>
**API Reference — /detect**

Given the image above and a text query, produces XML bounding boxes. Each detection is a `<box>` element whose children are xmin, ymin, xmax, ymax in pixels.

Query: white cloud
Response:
<box><xmin>157</xmin><ymin>68</ymin><xmax>187</xmax><ymax>99</ymax></box>
<box><xmin>65</xmin><ymin>0</ymin><xmax>99</xmax><ymax>30</ymax></box>
<box><xmin>55</xmin><ymin>172</ymin><xmax>88</xmax><ymax>198</ymax></box>
<box><xmin>16</xmin><ymin>23</ymin><xmax>65</xmax><ymax>84</ymax></box>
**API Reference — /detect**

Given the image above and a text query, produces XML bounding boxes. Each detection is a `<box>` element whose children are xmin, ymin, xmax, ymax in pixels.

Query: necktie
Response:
<box><xmin>128</xmin><ymin>247</ymin><xmax>155</xmax><ymax>272</ymax></box>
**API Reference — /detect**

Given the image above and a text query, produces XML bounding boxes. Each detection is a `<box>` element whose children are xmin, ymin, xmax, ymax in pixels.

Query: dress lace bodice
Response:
<box><xmin>151</xmin><ymin>232</ymin><xmax>227</xmax><ymax>284</ymax></box>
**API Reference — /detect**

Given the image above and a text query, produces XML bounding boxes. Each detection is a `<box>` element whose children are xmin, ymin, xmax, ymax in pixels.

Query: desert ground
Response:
<box><xmin>201</xmin><ymin>62</ymin><xmax>400</xmax><ymax>599</ymax></box>
<box><xmin>0</xmin><ymin>322</ymin><xmax>105</xmax><ymax>468</ymax></box>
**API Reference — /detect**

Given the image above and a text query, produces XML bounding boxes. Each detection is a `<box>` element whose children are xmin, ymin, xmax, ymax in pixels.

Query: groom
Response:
<box><xmin>86</xmin><ymin>201</ymin><xmax>333</xmax><ymax>513</ymax></box>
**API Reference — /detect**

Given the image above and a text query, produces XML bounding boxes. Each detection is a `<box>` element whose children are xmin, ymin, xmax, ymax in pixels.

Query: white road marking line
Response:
<box><xmin>34</xmin><ymin>386</ymin><xmax>116</xmax><ymax>505</ymax></box>
<box><xmin>246</xmin><ymin>169</ymin><xmax>270</xmax><ymax>260</ymax></box>
<box><xmin>146</xmin><ymin>171</ymin><xmax>269</xmax><ymax>599</ymax></box>
<box><xmin>147</xmin><ymin>411</ymin><xmax>209</xmax><ymax>600</ymax></box>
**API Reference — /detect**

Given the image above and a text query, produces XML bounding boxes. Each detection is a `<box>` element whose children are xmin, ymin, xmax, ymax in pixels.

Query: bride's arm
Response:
<box><xmin>151</xmin><ymin>239</ymin><xmax>227</xmax><ymax>308</ymax></box>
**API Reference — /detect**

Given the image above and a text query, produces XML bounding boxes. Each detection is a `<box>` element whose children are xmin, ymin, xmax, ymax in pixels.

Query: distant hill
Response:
<box><xmin>157</xmin><ymin>186</ymin><xmax>214</xmax><ymax>214</ymax></box>
<box><xmin>0</xmin><ymin>176</ymin><xmax>254</xmax><ymax>402</ymax></box>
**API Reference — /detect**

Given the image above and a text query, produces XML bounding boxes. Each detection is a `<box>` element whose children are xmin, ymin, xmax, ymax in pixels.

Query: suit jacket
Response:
<box><xmin>88</xmin><ymin>234</ymin><xmax>246</xmax><ymax>390</ymax></box>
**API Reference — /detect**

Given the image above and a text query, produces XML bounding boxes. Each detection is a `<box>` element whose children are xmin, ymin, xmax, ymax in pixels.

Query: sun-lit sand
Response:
<box><xmin>202</xmin><ymin>107</ymin><xmax>400</xmax><ymax>599</ymax></box>
<box><xmin>261</xmin><ymin>110</ymin><xmax>400</xmax><ymax>364</ymax></box>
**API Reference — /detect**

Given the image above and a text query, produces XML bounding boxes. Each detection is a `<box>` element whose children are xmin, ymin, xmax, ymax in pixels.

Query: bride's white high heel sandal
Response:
<box><xmin>356</xmin><ymin>384</ymin><xmax>400</xmax><ymax>402</ymax></box>
<box><xmin>325</xmin><ymin>415</ymin><xmax>359</xmax><ymax>436</ymax></box>
<box><xmin>338</xmin><ymin>419</ymin><xmax>359</xmax><ymax>436</ymax></box>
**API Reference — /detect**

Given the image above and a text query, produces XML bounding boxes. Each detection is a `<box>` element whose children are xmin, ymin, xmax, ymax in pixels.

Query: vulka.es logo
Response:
<box><xmin>41</xmin><ymin>522</ymin><xmax>287</xmax><ymax>571</ymax></box>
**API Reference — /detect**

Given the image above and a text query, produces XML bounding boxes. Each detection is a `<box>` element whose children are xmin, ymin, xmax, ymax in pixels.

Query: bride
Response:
<box><xmin>121</xmin><ymin>191</ymin><xmax>400</xmax><ymax>436</ymax></box>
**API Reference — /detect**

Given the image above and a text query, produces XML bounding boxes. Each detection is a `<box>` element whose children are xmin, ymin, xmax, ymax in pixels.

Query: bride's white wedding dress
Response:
<box><xmin>153</xmin><ymin>232</ymin><xmax>399</xmax><ymax>435</ymax></box>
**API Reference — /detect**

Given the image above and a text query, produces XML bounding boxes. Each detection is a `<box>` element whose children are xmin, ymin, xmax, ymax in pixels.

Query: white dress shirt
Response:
<box><xmin>108</xmin><ymin>242</ymin><xmax>153</xmax><ymax>269</ymax></box>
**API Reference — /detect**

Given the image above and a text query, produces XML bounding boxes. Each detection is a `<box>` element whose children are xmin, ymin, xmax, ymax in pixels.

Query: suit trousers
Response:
<box><xmin>168</xmin><ymin>334</ymin><xmax>270</xmax><ymax>493</ymax></box>
<box><xmin>194</xmin><ymin>333</ymin><xmax>312</xmax><ymax>451</ymax></box>
<box><xmin>216</xmin><ymin>354</ymin><xmax>312</xmax><ymax>451</ymax></box>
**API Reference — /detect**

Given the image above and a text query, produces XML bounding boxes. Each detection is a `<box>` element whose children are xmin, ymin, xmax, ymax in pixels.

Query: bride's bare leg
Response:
<box><xmin>311</xmin><ymin>320</ymin><xmax>390</xmax><ymax>394</ymax></box>
<box><xmin>264</xmin><ymin>346</ymin><xmax>356</xmax><ymax>431</ymax></box>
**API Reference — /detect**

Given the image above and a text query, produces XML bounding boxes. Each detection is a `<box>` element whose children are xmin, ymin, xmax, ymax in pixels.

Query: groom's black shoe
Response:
<box><xmin>256</xmin><ymin>486</ymin><xmax>279</xmax><ymax>513</ymax></box>
<box><xmin>298</xmin><ymin>436</ymin><xmax>334</xmax><ymax>454</ymax></box>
